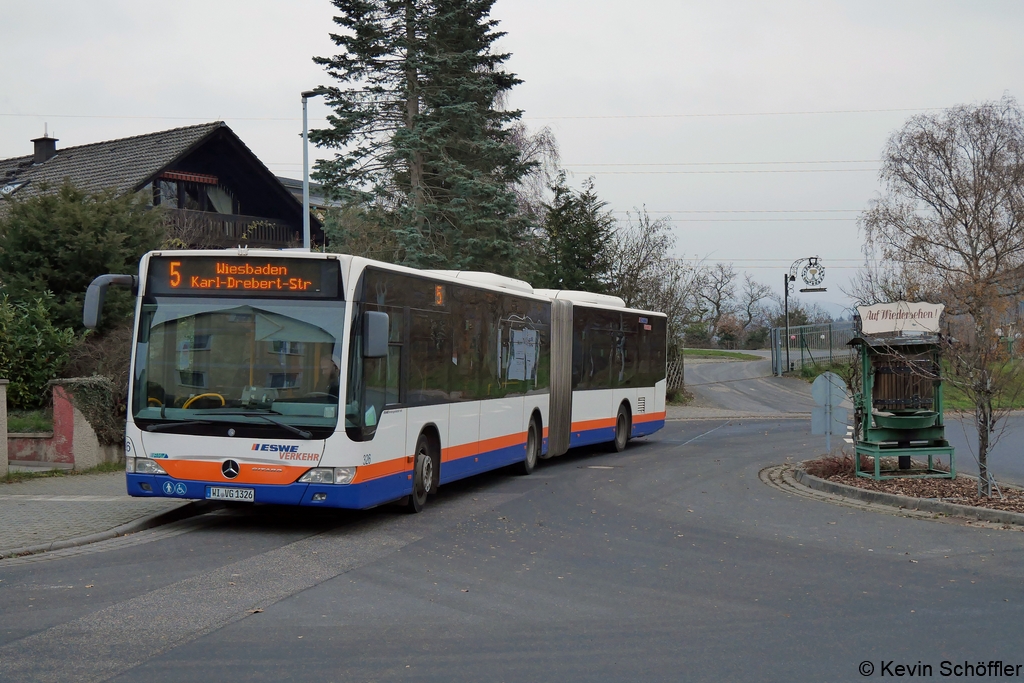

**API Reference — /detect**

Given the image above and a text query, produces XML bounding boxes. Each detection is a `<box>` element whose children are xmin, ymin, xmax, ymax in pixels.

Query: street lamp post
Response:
<box><xmin>784</xmin><ymin>256</ymin><xmax>826</xmax><ymax>374</ymax></box>
<box><xmin>301</xmin><ymin>89</ymin><xmax>326</xmax><ymax>251</ymax></box>
<box><xmin>784</xmin><ymin>272</ymin><xmax>794</xmax><ymax>373</ymax></box>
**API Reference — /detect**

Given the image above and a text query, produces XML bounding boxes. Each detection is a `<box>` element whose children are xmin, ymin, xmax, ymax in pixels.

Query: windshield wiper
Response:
<box><xmin>146</xmin><ymin>420</ymin><xmax>213</xmax><ymax>433</ymax></box>
<box><xmin>205</xmin><ymin>412</ymin><xmax>313</xmax><ymax>439</ymax></box>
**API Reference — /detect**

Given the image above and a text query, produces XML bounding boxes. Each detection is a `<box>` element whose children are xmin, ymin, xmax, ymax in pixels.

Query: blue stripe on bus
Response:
<box><xmin>631</xmin><ymin>418</ymin><xmax>665</xmax><ymax>437</ymax></box>
<box><xmin>569</xmin><ymin>426</ymin><xmax>617</xmax><ymax>448</ymax></box>
<box><xmin>440</xmin><ymin>440</ymin><xmax>526</xmax><ymax>484</ymax></box>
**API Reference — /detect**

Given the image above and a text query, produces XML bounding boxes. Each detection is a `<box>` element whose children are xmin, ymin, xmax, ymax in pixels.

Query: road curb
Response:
<box><xmin>0</xmin><ymin>500</ymin><xmax>219</xmax><ymax>560</ymax></box>
<box><xmin>793</xmin><ymin>468</ymin><xmax>1024</xmax><ymax>526</ymax></box>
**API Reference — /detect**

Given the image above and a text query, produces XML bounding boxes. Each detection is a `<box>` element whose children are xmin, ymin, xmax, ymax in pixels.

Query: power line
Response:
<box><xmin>640</xmin><ymin>217</ymin><xmax>858</xmax><ymax>222</ymax></box>
<box><xmin>675</xmin><ymin>258</ymin><xmax>863</xmax><ymax>262</ymax></box>
<box><xmin>0</xmin><ymin>113</ymin><xmax>305</xmax><ymax>122</ymax></box>
<box><xmin>2</xmin><ymin>105</ymin><xmax>943</xmax><ymax>123</ymax></box>
<box><xmin>565</xmin><ymin>160</ymin><xmax>878</xmax><ymax>167</ymax></box>
<box><xmin>580</xmin><ymin>168</ymin><xmax>878</xmax><ymax>175</ymax></box>
<box><xmin>609</xmin><ymin>209</ymin><xmax>861</xmax><ymax>213</ymax></box>
<box><xmin>524</xmin><ymin>106</ymin><xmax>942</xmax><ymax>121</ymax></box>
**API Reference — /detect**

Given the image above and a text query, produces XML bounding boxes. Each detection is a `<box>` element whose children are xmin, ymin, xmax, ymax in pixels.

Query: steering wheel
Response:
<box><xmin>148</xmin><ymin>397</ymin><xmax>164</xmax><ymax>407</ymax></box>
<box><xmin>182</xmin><ymin>393</ymin><xmax>226</xmax><ymax>409</ymax></box>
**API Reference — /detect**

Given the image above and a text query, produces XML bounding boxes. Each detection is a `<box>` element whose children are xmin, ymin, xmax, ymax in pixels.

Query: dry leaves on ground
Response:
<box><xmin>825</xmin><ymin>471</ymin><xmax>1024</xmax><ymax>514</ymax></box>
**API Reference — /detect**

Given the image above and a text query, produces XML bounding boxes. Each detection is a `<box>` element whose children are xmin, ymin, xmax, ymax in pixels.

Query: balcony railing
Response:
<box><xmin>166</xmin><ymin>209</ymin><xmax>302</xmax><ymax>249</ymax></box>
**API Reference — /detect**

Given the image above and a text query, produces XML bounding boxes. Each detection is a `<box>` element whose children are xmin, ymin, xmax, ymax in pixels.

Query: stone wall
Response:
<box><xmin>0</xmin><ymin>380</ymin><xmax>7</xmax><ymax>476</ymax></box>
<box><xmin>2</xmin><ymin>379</ymin><xmax>122</xmax><ymax>472</ymax></box>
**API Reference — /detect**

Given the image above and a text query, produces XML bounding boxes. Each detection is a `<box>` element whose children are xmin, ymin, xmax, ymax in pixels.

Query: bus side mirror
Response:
<box><xmin>83</xmin><ymin>274</ymin><xmax>137</xmax><ymax>329</ymax></box>
<box><xmin>363</xmin><ymin>311</ymin><xmax>389</xmax><ymax>358</ymax></box>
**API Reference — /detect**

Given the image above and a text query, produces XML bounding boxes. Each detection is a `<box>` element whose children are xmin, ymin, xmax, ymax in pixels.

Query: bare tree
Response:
<box><xmin>507</xmin><ymin>121</ymin><xmax>560</xmax><ymax>223</ymax></box>
<box><xmin>861</xmin><ymin>96</ymin><xmax>1024</xmax><ymax>495</ymax></box>
<box><xmin>606</xmin><ymin>209</ymin><xmax>704</xmax><ymax>353</ymax></box>
<box><xmin>845</xmin><ymin>255</ymin><xmax>933</xmax><ymax>305</ymax></box>
<box><xmin>698</xmin><ymin>262</ymin><xmax>737</xmax><ymax>338</ymax></box>
<box><xmin>739</xmin><ymin>273</ymin><xmax>773</xmax><ymax>330</ymax></box>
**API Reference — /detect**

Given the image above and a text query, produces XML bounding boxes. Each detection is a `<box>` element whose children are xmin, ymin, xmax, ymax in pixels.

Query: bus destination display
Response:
<box><xmin>147</xmin><ymin>256</ymin><xmax>341</xmax><ymax>299</ymax></box>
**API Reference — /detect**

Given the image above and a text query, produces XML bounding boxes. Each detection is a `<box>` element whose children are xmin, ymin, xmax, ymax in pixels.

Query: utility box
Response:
<box><xmin>848</xmin><ymin>333</ymin><xmax>954</xmax><ymax>480</ymax></box>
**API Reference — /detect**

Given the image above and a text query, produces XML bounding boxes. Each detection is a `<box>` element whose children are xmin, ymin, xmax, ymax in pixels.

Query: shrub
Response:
<box><xmin>0</xmin><ymin>294</ymin><xmax>76</xmax><ymax>409</ymax></box>
<box><xmin>0</xmin><ymin>182</ymin><xmax>163</xmax><ymax>331</ymax></box>
<box><xmin>63</xmin><ymin>321</ymin><xmax>134</xmax><ymax>421</ymax></box>
<box><xmin>803</xmin><ymin>454</ymin><xmax>855</xmax><ymax>478</ymax></box>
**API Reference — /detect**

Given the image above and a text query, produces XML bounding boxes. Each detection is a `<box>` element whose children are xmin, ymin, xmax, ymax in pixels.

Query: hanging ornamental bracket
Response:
<box><xmin>788</xmin><ymin>256</ymin><xmax>824</xmax><ymax>293</ymax></box>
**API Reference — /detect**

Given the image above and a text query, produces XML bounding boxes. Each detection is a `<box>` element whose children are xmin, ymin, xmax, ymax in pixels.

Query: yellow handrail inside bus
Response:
<box><xmin>182</xmin><ymin>393</ymin><xmax>226</xmax><ymax>409</ymax></box>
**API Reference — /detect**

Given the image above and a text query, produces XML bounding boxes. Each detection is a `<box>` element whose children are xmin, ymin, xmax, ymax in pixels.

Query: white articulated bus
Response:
<box><xmin>85</xmin><ymin>249</ymin><xmax>666</xmax><ymax>512</ymax></box>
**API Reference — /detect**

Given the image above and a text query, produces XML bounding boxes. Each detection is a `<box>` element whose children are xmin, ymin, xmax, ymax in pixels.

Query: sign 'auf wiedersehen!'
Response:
<box><xmin>857</xmin><ymin>301</ymin><xmax>944</xmax><ymax>335</ymax></box>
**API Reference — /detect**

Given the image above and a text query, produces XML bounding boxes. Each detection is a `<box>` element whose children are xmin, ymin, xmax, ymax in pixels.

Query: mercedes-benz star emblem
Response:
<box><xmin>221</xmin><ymin>460</ymin><xmax>240</xmax><ymax>479</ymax></box>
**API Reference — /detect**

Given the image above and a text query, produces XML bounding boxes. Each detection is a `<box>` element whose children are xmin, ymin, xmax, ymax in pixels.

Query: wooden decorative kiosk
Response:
<box><xmin>849</xmin><ymin>302</ymin><xmax>954</xmax><ymax>480</ymax></box>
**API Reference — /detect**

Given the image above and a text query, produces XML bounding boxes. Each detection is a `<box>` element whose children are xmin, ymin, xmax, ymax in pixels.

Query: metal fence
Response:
<box><xmin>770</xmin><ymin>321</ymin><xmax>857</xmax><ymax>375</ymax></box>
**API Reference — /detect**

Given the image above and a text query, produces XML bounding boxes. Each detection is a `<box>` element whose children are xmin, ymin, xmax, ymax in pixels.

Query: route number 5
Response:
<box><xmin>169</xmin><ymin>261</ymin><xmax>181</xmax><ymax>287</ymax></box>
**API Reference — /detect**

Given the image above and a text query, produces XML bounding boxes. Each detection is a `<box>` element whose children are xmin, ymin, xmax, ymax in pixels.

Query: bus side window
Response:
<box><xmin>408</xmin><ymin>310</ymin><xmax>450</xmax><ymax>406</ymax></box>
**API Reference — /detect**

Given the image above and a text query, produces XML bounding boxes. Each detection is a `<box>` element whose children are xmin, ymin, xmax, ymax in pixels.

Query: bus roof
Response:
<box><xmin>424</xmin><ymin>270</ymin><xmax>534</xmax><ymax>294</ymax></box>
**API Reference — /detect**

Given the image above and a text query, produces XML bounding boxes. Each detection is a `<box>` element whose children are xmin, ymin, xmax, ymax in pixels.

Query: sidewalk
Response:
<box><xmin>0</xmin><ymin>471</ymin><xmax>192</xmax><ymax>557</ymax></box>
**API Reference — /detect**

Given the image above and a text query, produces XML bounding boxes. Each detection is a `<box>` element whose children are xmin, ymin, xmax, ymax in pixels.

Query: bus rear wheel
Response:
<box><xmin>406</xmin><ymin>433</ymin><xmax>436</xmax><ymax>513</ymax></box>
<box><xmin>518</xmin><ymin>418</ymin><xmax>540</xmax><ymax>475</ymax></box>
<box><xmin>612</xmin><ymin>405</ymin><xmax>630</xmax><ymax>452</ymax></box>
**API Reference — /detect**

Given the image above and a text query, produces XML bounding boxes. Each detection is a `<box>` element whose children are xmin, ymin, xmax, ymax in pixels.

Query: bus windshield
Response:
<box><xmin>132</xmin><ymin>297</ymin><xmax>346</xmax><ymax>438</ymax></box>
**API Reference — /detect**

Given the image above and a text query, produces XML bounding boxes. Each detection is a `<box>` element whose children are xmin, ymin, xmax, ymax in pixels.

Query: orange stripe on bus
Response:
<box><xmin>633</xmin><ymin>411</ymin><xmax>666</xmax><ymax>424</ymax></box>
<box><xmin>571</xmin><ymin>417</ymin><xmax>617</xmax><ymax>433</ymax></box>
<box><xmin>442</xmin><ymin>432</ymin><xmax>527</xmax><ymax>463</ymax></box>
<box><xmin>350</xmin><ymin>457</ymin><xmax>412</xmax><ymax>484</ymax></box>
<box><xmin>160</xmin><ymin>460</ymin><xmax>307</xmax><ymax>485</ymax></box>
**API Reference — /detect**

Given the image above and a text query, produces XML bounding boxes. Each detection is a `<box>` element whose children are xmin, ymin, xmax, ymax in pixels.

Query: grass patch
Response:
<box><xmin>941</xmin><ymin>368</ymin><xmax>1024</xmax><ymax>411</ymax></box>
<box><xmin>666</xmin><ymin>387</ymin><xmax>694</xmax><ymax>406</ymax></box>
<box><xmin>1</xmin><ymin>460</ymin><xmax>123</xmax><ymax>484</ymax></box>
<box><xmin>7</xmin><ymin>410</ymin><xmax>52</xmax><ymax>433</ymax></box>
<box><xmin>797</xmin><ymin>362</ymin><xmax>854</xmax><ymax>383</ymax></box>
<box><xmin>682</xmin><ymin>349</ymin><xmax>761</xmax><ymax>361</ymax></box>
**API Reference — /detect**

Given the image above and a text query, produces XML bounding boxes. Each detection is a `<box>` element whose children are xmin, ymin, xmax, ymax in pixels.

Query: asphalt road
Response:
<box><xmin>945</xmin><ymin>414</ymin><xmax>1024</xmax><ymax>486</ymax></box>
<box><xmin>684</xmin><ymin>354</ymin><xmax>816</xmax><ymax>414</ymax></box>
<box><xmin>2</xmin><ymin>419</ymin><xmax>1022</xmax><ymax>682</ymax></box>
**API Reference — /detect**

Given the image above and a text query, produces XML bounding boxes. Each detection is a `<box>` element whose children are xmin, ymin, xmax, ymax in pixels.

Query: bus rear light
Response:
<box><xmin>134</xmin><ymin>458</ymin><xmax>168</xmax><ymax>475</ymax></box>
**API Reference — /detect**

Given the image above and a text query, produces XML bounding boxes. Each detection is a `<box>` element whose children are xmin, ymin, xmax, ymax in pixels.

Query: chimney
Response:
<box><xmin>31</xmin><ymin>135</ymin><xmax>58</xmax><ymax>163</ymax></box>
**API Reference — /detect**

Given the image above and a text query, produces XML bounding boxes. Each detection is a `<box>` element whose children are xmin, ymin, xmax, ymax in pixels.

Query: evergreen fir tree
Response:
<box><xmin>539</xmin><ymin>172</ymin><xmax>615</xmax><ymax>292</ymax></box>
<box><xmin>310</xmin><ymin>0</ymin><xmax>533</xmax><ymax>275</ymax></box>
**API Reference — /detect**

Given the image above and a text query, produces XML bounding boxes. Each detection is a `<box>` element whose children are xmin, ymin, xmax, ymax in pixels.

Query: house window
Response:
<box><xmin>271</xmin><ymin>341</ymin><xmax>304</xmax><ymax>355</ymax></box>
<box><xmin>178</xmin><ymin>370</ymin><xmax>207</xmax><ymax>388</ymax></box>
<box><xmin>153</xmin><ymin>174</ymin><xmax>239</xmax><ymax>214</ymax></box>
<box><xmin>267</xmin><ymin>372</ymin><xmax>301</xmax><ymax>389</ymax></box>
<box><xmin>155</xmin><ymin>180</ymin><xmax>179</xmax><ymax>208</ymax></box>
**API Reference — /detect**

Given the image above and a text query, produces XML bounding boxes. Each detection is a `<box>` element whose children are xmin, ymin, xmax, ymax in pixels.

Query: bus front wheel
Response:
<box><xmin>407</xmin><ymin>433</ymin><xmax>436</xmax><ymax>513</ymax></box>
<box><xmin>612</xmin><ymin>405</ymin><xmax>630</xmax><ymax>452</ymax></box>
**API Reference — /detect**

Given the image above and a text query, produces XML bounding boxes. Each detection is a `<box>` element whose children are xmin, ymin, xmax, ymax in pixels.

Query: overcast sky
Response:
<box><xmin>3</xmin><ymin>0</ymin><xmax>1022</xmax><ymax>315</ymax></box>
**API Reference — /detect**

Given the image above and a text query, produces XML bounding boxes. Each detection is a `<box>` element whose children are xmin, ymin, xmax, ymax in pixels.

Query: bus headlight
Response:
<box><xmin>334</xmin><ymin>467</ymin><xmax>356</xmax><ymax>485</ymax></box>
<box><xmin>298</xmin><ymin>468</ymin><xmax>334</xmax><ymax>484</ymax></box>
<box><xmin>125</xmin><ymin>457</ymin><xmax>136</xmax><ymax>473</ymax></box>
<box><xmin>134</xmin><ymin>458</ymin><xmax>167</xmax><ymax>475</ymax></box>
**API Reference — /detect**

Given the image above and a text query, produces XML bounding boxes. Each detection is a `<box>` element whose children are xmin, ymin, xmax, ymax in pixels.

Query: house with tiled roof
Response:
<box><xmin>0</xmin><ymin>122</ymin><xmax>323</xmax><ymax>249</ymax></box>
